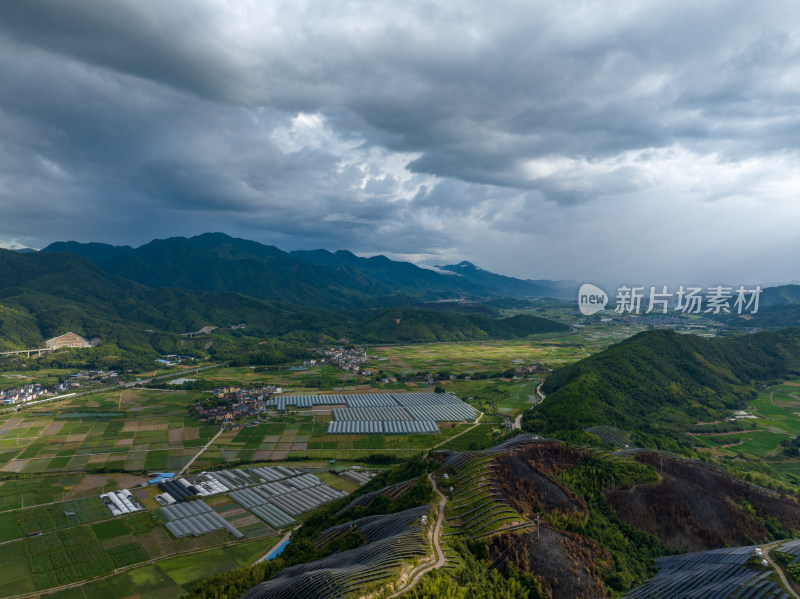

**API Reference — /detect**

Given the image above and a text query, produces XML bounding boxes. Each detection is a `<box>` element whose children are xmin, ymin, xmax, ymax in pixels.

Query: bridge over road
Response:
<box><xmin>0</xmin><ymin>347</ymin><xmax>52</xmax><ymax>358</ymax></box>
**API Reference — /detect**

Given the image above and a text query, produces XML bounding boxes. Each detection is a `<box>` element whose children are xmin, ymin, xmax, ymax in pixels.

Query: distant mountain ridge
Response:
<box><xmin>43</xmin><ymin>241</ymin><xmax>134</xmax><ymax>262</ymax></box>
<box><xmin>760</xmin><ymin>284</ymin><xmax>800</xmax><ymax>307</ymax></box>
<box><xmin>0</xmin><ymin>249</ymin><xmax>569</xmax><ymax>359</ymax></box>
<box><xmin>41</xmin><ymin>233</ymin><xmax>576</xmax><ymax>305</ymax></box>
<box><xmin>437</xmin><ymin>260</ymin><xmax>576</xmax><ymax>298</ymax></box>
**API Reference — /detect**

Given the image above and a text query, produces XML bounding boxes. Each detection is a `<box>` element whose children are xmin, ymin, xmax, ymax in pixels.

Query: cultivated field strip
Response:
<box><xmin>241</xmin><ymin>506</ymin><xmax>431</xmax><ymax>599</ymax></box>
<box><xmin>624</xmin><ymin>546</ymin><xmax>789</xmax><ymax>598</ymax></box>
<box><xmin>338</xmin><ymin>470</ymin><xmax>375</xmax><ymax>485</ymax></box>
<box><xmin>778</xmin><ymin>539</ymin><xmax>800</xmax><ymax>565</ymax></box>
<box><xmin>161</xmin><ymin>500</ymin><xmax>245</xmax><ymax>539</ymax></box>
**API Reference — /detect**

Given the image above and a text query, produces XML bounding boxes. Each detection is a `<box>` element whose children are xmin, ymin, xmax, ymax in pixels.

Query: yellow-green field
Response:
<box><xmin>367</xmin><ymin>323</ymin><xmax>647</xmax><ymax>373</ymax></box>
<box><xmin>197</xmin><ymin>365</ymin><xmax>364</xmax><ymax>388</ymax></box>
<box><xmin>694</xmin><ymin>380</ymin><xmax>800</xmax><ymax>466</ymax></box>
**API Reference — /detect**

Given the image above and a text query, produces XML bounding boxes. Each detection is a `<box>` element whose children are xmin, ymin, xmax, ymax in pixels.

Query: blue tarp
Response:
<box><xmin>148</xmin><ymin>472</ymin><xmax>175</xmax><ymax>485</ymax></box>
<box><xmin>262</xmin><ymin>540</ymin><xmax>290</xmax><ymax>561</ymax></box>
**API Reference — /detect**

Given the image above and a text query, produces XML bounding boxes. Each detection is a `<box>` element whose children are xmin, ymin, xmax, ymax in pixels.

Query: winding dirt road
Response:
<box><xmin>765</xmin><ymin>544</ymin><xmax>800</xmax><ymax>599</ymax></box>
<box><xmin>387</xmin><ymin>473</ymin><xmax>447</xmax><ymax>598</ymax></box>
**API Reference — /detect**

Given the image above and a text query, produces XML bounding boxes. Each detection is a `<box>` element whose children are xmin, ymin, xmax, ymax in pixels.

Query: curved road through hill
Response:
<box><xmin>765</xmin><ymin>544</ymin><xmax>800</xmax><ymax>599</ymax></box>
<box><xmin>513</xmin><ymin>380</ymin><xmax>546</xmax><ymax>430</ymax></box>
<box><xmin>387</xmin><ymin>473</ymin><xmax>447</xmax><ymax>598</ymax></box>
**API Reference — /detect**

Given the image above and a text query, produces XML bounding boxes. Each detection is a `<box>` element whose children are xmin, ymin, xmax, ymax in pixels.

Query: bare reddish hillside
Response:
<box><xmin>489</xmin><ymin>524</ymin><xmax>610</xmax><ymax>599</ymax></box>
<box><xmin>493</xmin><ymin>443</ymin><xmax>588</xmax><ymax>519</ymax></box>
<box><xmin>608</xmin><ymin>452</ymin><xmax>800</xmax><ymax>552</ymax></box>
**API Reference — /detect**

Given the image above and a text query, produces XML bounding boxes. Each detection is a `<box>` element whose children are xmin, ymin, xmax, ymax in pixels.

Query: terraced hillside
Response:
<box><xmin>438</xmin><ymin>438</ymin><xmax>534</xmax><ymax>537</ymax></box>
<box><xmin>433</xmin><ymin>436</ymin><xmax>800</xmax><ymax>597</ymax></box>
<box><xmin>194</xmin><ymin>436</ymin><xmax>800</xmax><ymax>599</ymax></box>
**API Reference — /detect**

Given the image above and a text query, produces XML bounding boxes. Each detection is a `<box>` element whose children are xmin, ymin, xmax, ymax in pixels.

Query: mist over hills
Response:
<box><xmin>437</xmin><ymin>260</ymin><xmax>576</xmax><ymax>298</ymax></box>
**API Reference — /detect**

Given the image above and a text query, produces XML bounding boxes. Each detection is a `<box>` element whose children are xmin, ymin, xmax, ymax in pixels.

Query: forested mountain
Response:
<box><xmin>42</xmin><ymin>241</ymin><xmax>134</xmax><ymax>262</ymax></box>
<box><xmin>43</xmin><ymin>233</ymin><xmax>573</xmax><ymax>305</ymax></box>
<box><xmin>89</xmin><ymin>235</ymin><xmax>394</xmax><ymax>309</ymax></box>
<box><xmin>0</xmin><ymin>249</ymin><xmax>569</xmax><ymax>361</ymax></box>
<box><xmin>437</xmin><ymin>260</ymin><xmax>576</xmax><ymax>298</ymax></box>
<box><xmin>291</xmin><ymin>248</ymin><xmax>493</xmax><ymax>297</ymax></box>
<box><xmin>760</xmin><ymin>284</ymin><xmax>800</xmax><ymax>307</ymax></box>
<box><xmin>523</xmin><ymin>328</ymin><xmax>800</xmax><ymax>449</ymax></box>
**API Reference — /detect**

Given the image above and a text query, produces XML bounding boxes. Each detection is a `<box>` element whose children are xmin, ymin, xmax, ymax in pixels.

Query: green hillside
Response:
<box><xmin>0</xmin><ymin>250</ymin><xmax>569</xmax><ymax>365</ymax></box>
<box><xmin>354</xmin><ymin>309</ymin><xmax>569</xmax><ymax>343</ymax></box>
<box><xmin>523</xmin><ymin>328</ymin><xmax>800</xmax><ymax>449</ymax></box>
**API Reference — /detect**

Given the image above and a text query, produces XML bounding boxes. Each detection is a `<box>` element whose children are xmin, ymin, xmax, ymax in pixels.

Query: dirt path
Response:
<box><xmin>432</xmin><ymin>411</ymin><xmax>483</xmax><ymax>449</ymax></box>
<box><xmin>766</xmin><ymin>545</ymin><xmax>800</xmax><ymax>599</ymax></box>
<box><xmin>176</xmin><ymin>427</ymin><xmax>223</xmax><ymax>477</ymax></box>
<box><xmin>387</xmin><ymin>473</ymin><xmax>447</xmax><ymax>598</ymax></box>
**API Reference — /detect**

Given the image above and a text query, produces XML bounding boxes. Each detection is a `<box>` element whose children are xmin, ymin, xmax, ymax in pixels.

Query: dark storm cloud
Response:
<box><xmin>0</xmin><ymin>1</ymin><xmax>799</xmax><ymax>282</ymax></box>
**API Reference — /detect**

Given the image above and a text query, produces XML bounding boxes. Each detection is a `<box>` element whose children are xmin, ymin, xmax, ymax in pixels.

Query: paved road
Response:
<box><xmin>512</xmin><ymin>380</ymin><xmax>545</xmax><ymax>430</ymax></box>
<box><xmin>388</xmin><ymin>473</ymin><xmax>447</xmax><ymax>598</ymax></box>
<box><xmin>176</xmin><ymin>428</ymin><xmax>224</xmax><ymax>477</ymax></box>
<box><xmin>432</xmin><ymin>411</ymin><xmax>483</xmax><ymax>450</ymax></box>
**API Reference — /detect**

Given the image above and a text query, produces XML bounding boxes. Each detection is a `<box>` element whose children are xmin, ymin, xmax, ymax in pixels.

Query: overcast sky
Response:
<box><xmin>1</xmin><ymin>1</ymin><xmax>799</xmax><ymax>285</ymax></box>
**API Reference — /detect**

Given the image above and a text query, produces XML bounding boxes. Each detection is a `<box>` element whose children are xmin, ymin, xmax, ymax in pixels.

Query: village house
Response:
<box><xmin>1</xmin><ymin>383</ymin><xmax>47</xmax><ymax>404</ymax></box>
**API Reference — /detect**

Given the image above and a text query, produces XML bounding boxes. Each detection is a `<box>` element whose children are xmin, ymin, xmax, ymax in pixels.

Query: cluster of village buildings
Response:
<box><xmin>314</xmin><ymin>347</ymin><xmax>377</xmax><ymax>376</ymax></box>
<box><xmin>194</xmin><ymin>385</ymin><xmax>282</xmax><ymax>424</ymax></box>
<box><xmin>1</xmin><ymin>383</ymin><xmax>48</xmax><ymax>405</ymax></box>
<box><xmin>0</xmin><ymin>379</ymin><xmax>77</xmax><ymax>405</ymax></box>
